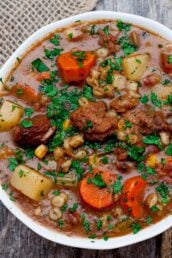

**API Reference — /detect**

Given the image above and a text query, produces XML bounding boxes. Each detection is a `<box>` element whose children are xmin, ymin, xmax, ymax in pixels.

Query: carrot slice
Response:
<box><xmin>120</xmin><ymin>176</ymin><xmax>147</xmax><ymax>219</ymax></box>
<box><xmin>36</xmin><ymin>71</ymin><xmax>51</xmax><ymax>81</ymax></box>
<box><xmin>57</xmin><ymin>51</ymin><xmax>96</xmax><ymax>83</ymax></box>
<box><xmin>10</xmin><ymin>84</ymin><xmax>40</xmax><ymax>104</ymax></box>
<box><xmin>161</xmin><ymin>53</ymin><xmax>172</xmax><ymax>73</ymax></box>
<box><xmin>79</xmin><ymin>168</ymin><xmax>116</xmax><ymax>210</ymax></box>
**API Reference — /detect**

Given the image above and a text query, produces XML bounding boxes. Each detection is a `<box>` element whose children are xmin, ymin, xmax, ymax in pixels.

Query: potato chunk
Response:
<box><xmin>10</xmin><ymin>165</ymin><xmax>53</xmax><ymax>201</ymax></box>
<box><xmin>0</xmin><ymin>100</ymin><xmax>24</xmax><ymax>131</ymax></box>
<box><xmin>122</xmin><ymin>54</ymin><xmax>150</xmax><ymax>81</ymax></box>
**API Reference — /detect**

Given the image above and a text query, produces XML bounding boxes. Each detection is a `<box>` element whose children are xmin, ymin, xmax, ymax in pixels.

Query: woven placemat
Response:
<box><xmin>0</xmin><ymin>0</ymin><xmax>98</xmax><ymax>66</ymax></box>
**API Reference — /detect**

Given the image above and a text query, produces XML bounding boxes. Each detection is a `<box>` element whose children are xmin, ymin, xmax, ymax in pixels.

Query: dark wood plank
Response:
<box><xmin>0</xmin><ymin>0</ymin><xmax>172</xmax><ymax>257</ymax></box>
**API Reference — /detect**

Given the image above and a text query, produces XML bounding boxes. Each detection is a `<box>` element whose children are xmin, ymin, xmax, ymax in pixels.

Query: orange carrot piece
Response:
<box><xmin>80</xmin><ymin>168</ymin><xmax>116</xmax><ymax>210</ymax></box>
<box><xmin>36</xmin><ymin>71</ymin><xmax>51</xmax><ymax>81</ymax></box>
<box><xmin>161</xmin><ymin>53</ymin><xmax>172</xmax><ymax>73</ymax></box>
<box><xmin>120</xmin><ymin>176</ymin><xmax>147</xmax><ymax>219</ymax></box>
<box><xmin>57</xmin><ymin>51</ymin><xmax>96</xmax><ymax>83</ymax></box>
<box><xmin>10</xmin><ymin>84</ymin><xmax>40</xmax><ymax>104</ymax></box>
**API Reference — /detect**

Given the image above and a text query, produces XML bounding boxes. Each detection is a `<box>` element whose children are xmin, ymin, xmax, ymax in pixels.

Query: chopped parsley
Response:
<box><xmin>117</xmin><ymin>20</ymin><xmax>131</xmax><ymax>31</ymax></box>
<box><xmin>8</xmin><ymin>157</ymin><xmax>18</xmax><ymax>171</ymax></box>
<box><xmin>156</xmin><ymin>182</ymin><xmax>169</xmax><ymax>203</ymax></box>
<box><xmin>165</xmin><ymin>143</ymin><xmax>172</xmax><ymax>155</ymax></box>
<box><xmin>150</xmin><ymin>92</ymin><xmax>162</xmax><ymax>108</ymax></box>
<box><xmin>44</xmin><ymin>48</ymin><xmax>63</xmax><ymax>60</ymax></box>
<box><xmin>102</xmin><ymin>25</ymin><xmax>109</xmax><ymax>35</ymax></box>
<box><xmin>19</xmin><ymin>169</ymin><xmax>24</xmax><ymax>178</ymax></box>
<box><xmin>68</xmin><ymin>33</ymin><xmax>73</xmax><ymax>39</ymax></box>
<box><xmin>146</xmin><ymin>215</ymin><xmax>152</xmax><ymax>224</ymax></box>
<box><xmin>16</xmin><ymin>88</ymin><xmax>24</xmax><ymax>96</ymax></box>
<box><xmin>83</xmin><ymin>120</ymin><xmax>93</xmax><ymax>131</ymax></box>
<box><xmin>71</xmin><ymin>160</ymin><xmax>84</xmax><ymax>181</ymax></box>
<box><xmin>1</xmin><ymin>183</ymin><xmax>8</xmax><ymax>191</ymax></box>
<box><xmin>113</xmin><ymin>176</ymin><xmax>123</xmax><ymax>193</ymax></box>
<box><xmin>87</xmin><ymin>173</ymin><xmax>107</xmax><ymax>188</ymax></box>
<box><xmin>57</xmin><ymin>220</ymin><xmax>64</xmax><ymax>228</ymax></box>
<box><xmin>146</xmin><ymin>166</ymin><xmax>155</xmax><ymax>175</ymax></box>
<box><xmin>124</xmin><ymin>120</ymin><xmax>132</xmax><ymax>129</ymax></box>
<box><xmin>50</xmin><ymin>34</ymin><xmax>60</xmax><ymax>46</ymax></box>
<box><xmin>72</xmin><ymin>51</ymin><xmax>86</xmax><ymax>67</ymax></box>
<box><xmin>151</xmin><ymin>205</ymin><xmax>159</xmax><ymax>212</ymax></box>
<box><xmin>101</xmin><ymin>156</ymin><xmax>109</xmax><ymax>164</ymax></box>
<box><xmin>81</xmin><ymin>214</ymin><xmax>90</xmax><ymax>232</ymax></box>
<box><xmin>162</xmin><ymin>79</ymin><xmax>171</xmax><ymax>85</ymax></box>
<box><xmin>70</xmin><ymin>202</ymin><xmax>78</xmax><ymax>212</ymax></box>
<box><xmin>25</xmin><ymin>148</ymin><xmax>34</xmax><ymax>159</ymax></box>
<box><xmin>168</xmin><ymin>55</ymin><xmax>172</xmax><ymax>64</ymax></box>
<box><xmin>103</xmin><ymin>235</ymin><xmax>109</xmax><ymax>241</ymax></box>
<box><xmin>32</xmin><ymin>58</ymin><xmax>49</xmax><ymax>72</ymax></box>
<box><xmin>101</xmin><ymin>56</ymin><xmax>123</xmax><ymax>72</ymax></box>
<box><xmin>9</xmin><ymin>191</ymin><xmax>15</xmax><ymax>202</ymax></box>
<box><xmin>140</xmin><ymin>95</ymin><xmax>149</xmax><ymax>104</ymax></box>
<box><xmin>20</xmin><ymin>119</ymin><xmax>33</xmax><ymax>128</ymax></box>
<box><xmin>122</xmin><ymin>41</ymin><xmax>137</xmax><ymax>56</ymax></box>
<box><xmin>61</xmin><ymin>203</ymin><xmax>68</xmax><ymax>213</ymax></box>
<box><xmin>24</xmin><ymin>107</ymin><xmax>34</xmax><ymax>118</ymax></box>
<box><xmin>96</xmin><ymin>219</ymin><xmax>103</xmax><ymax>230</ymax></box>
<box><xmin>83</xmin><ymin>85</ymin><xmax>93</xmax><ymax>100</ymax></box>
<box><xmin>106</xmin><ymin>72</ymin><xmax>114</xmax><ymax>84</ymax></box>
<box><xmin>90</xmin><ymin>24</ymin><xmax>97</xmax><ymax>35</ymax></box>
<box><xmin>164</xmin><ymin>95</ymin><xmax>172</xmax><ymax>105</ymax></box>
<box><xmin>127</xmin><ymin>145</ymin><xmax>145</xmax><ymax>162</ymax></box>
<box><xmin>52</xmin><ymin>189</ymin><xmax>60</xmax><ymax>196</ymax></box>
<box><xmin>143</xmin><ymin>135</ymin><xmax>162</xmax><ymax>149</ymax></box>
<box><xmin>40</xmin><ymin>84</ymin><xmax>58</xmax><ymax>97</ymax></box>
<box><xmin>131</xmin><ymin>223</ymin><xmax>141</xmax><ymax>234</ymax></box>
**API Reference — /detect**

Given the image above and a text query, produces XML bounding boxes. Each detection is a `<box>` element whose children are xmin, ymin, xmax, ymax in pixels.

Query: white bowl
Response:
<box><xmin>0</xmin><ymin>11</ymin><xmax>172</xmax><ymax>250</ymax></box>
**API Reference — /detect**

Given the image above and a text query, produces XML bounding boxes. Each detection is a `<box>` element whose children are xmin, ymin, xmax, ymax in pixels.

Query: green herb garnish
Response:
<box><xmin>32</xmin><ymin>58</ymin><xmax>49</xmax><ymax>72</ymax></box>
<box><xmin>20</xmin><ymin>120</ymin><xmax>33</xmax><ymax>128</ymax></box>
<box><xmin>117</xmin><ymin>19</ymin><xmax>131</xmax><ymax>31</ymax></box>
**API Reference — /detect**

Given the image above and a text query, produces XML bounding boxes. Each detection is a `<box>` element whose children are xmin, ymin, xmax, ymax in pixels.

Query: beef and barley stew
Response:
<box><xmin>0</xmin><ymin>19</ymin><xmax>172</xmax><ymax>240</ymax></box>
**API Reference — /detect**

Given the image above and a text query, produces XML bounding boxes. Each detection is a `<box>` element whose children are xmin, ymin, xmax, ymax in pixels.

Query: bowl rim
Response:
<box><xmin>0</xmin><ymin>10</ymin><xmax>172</xmax><ymax>250</ymax></box>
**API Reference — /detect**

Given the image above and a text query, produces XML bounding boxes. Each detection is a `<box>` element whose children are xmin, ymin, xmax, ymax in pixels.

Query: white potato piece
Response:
<box><xmin>153</xmin><ymin>84</ymin><xmax>172</xmax><ymax>100</ymax></box>
<box><xmin>10</xmin><ymin>165</ymin><xmax>53</xmax><ymax>201</ymax></box>
<box><xmin>122</xmin><ymin>54</ymin><xmax>150</xmax><ymax>81</ymax></box>
<box><xmin>0</xmin><ymin>100</ymin><xmax>24</xmax><ymax>131</ymax></box>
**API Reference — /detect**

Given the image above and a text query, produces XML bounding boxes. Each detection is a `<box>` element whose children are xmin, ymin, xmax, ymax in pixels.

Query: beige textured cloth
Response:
<box><xmin>0</xmin><ymin>0</ymin><xmax>98</xmax><ymax>66</ymax></box>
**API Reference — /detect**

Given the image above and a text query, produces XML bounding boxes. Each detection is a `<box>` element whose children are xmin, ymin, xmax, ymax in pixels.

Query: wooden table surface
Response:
<box><xmin>0</xmin><ymin>0</ymin><xmax>172</xmax><ymax>257</ymax></box>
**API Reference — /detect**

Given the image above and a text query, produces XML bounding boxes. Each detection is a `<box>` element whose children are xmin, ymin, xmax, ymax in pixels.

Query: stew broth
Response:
<box><xmin>0</xmin><ymin>19</ymin><xmax>172</xmax><ymax>240</ymax></box>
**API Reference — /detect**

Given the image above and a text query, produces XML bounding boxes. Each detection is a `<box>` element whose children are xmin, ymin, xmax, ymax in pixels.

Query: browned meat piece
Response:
<box><xmin>124</xmin><ymin>105</ymin><xmax>169</xmax><ymax>135</ymax></box>
<box><xmin>110</xmin><ymin>95</ymin><xmax>138</xmax><ymax>113</ymax></box>
<box><xmin>70</xmin><ymin>101</ymin><xmax>117</xmax><ymax>141</ymax></box>
<box><xmin>98</xmin><ymin>30</ymin><xmax>120</xmax><ymax>54</ymax></box>
<box><xmin>13</xmin><ymin>115</ymin><xmax>56</xmax><ymax>147</ymax></box>
<box><xmin>142</xmin><ymin>74</ymin><xmax>161</xmax><ymax>87</ymax></box>
<box><xmin>114</xmin><ymin>148</ymin><xmax>128</xmax><ymax>161</ymax></box>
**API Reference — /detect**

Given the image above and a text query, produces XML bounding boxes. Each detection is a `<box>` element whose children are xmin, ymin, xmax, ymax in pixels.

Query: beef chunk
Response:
<box><xmin>70</xmin><ymin>101</ymin><xmax>117</xmax><ymax>141</ymax></box>
<box><xmin>124</xmin><ymin>105</ymin><xmax>169</xmax><ymax>135</ymax></box>
<box><xmin>13</xmin><ymin>115</ymin><xmax>56</xmax><ymax>147</ymax></box>
<box><xmin>110</xmin><ymin>95</ymin><xmax>138</xmax><ymax>113</ymax></box>
<box><xmin>98</xmin><ymin>30</ymin><xmax>120</xmax><ymax>54</ymax></box>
